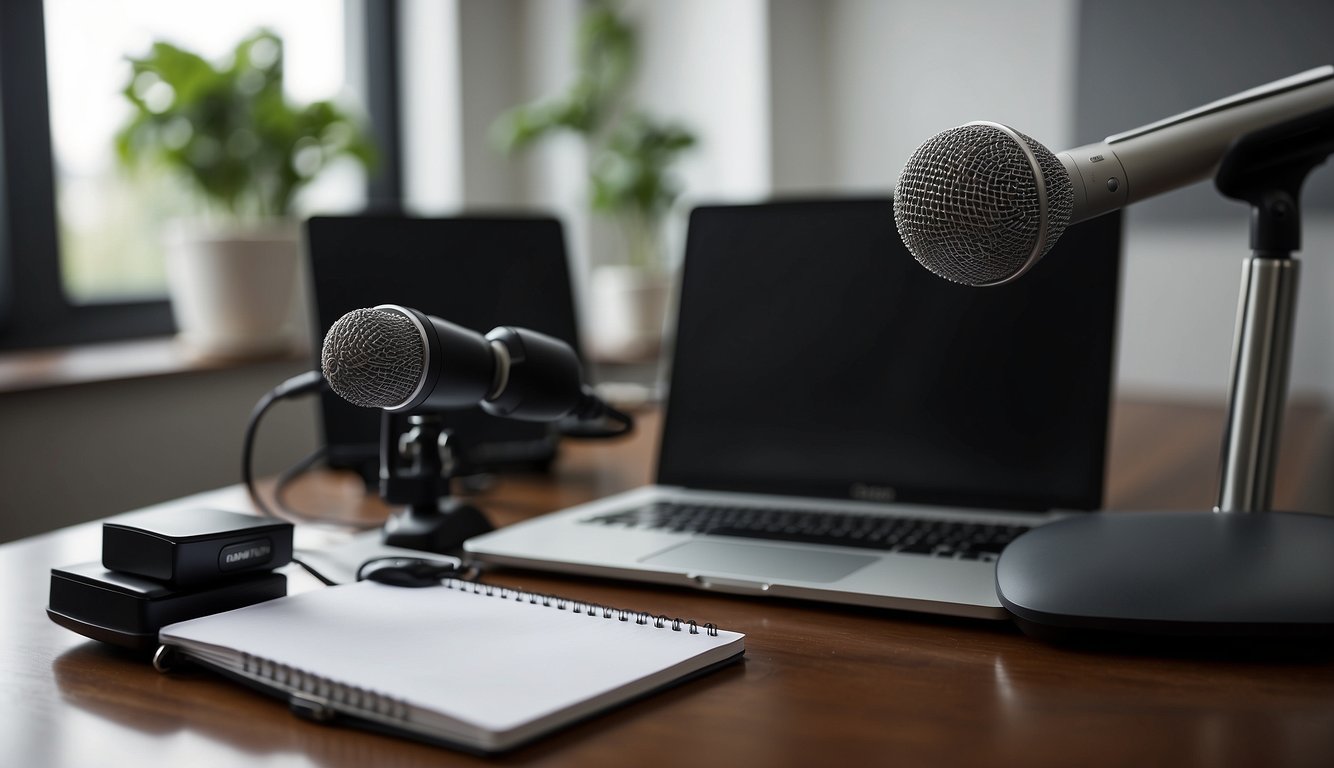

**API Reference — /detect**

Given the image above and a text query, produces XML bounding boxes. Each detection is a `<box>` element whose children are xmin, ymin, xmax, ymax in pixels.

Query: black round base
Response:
<box><xmin>382</xmin><ymin>501</ymin><xmax>494</xmax><ymax>554</ymax></box>
<box><xmin>996</xmin><ymin>510</ymin><xmax>1334</xmax><ymax>648</ymax></box>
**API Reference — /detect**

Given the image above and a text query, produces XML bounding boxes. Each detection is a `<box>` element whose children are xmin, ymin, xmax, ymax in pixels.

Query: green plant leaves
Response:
<box><xmin>591</xmin><ymin>114</ymin><xmax>696</xmax><ymax>218</ymax></box>
<box><xmin>488</xmin><ymin>0</ymin><xmax>697</xmax><ymax>256</ymax></box>
<box><xmin>115</xmin><ymin>28</ymin><xmax>374</xmax><ymax>221</ymax></box>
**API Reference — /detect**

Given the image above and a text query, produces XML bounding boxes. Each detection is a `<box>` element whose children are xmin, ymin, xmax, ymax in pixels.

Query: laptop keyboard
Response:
<box><xmin>583</xmin><ymin>502</ymin><xmax>1032</xmax><ymax>561</ymax></box>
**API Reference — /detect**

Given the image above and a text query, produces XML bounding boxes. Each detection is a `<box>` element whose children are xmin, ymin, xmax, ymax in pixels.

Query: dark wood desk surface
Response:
<box><xmin>4</xmin><ymin>399</ymin><xmax>1333</xmax><ymax>767</ymax></box>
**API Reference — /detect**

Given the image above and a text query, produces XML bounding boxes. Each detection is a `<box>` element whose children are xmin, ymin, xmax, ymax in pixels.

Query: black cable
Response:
<box><xmin>354</xmin><ymin>556</ymin><xmax>480</xmax><ymax>583</ymax></box>
<box><xmin>560</xmin><ymin>405</ymin><xmax>634</xmax><ymax>439</ymax></box>
<box><xmin>601</xmin><ymin>403</ymin><xmax>635</xmax><ymax>436</ymax></box>
<box><xmin>272</xmin><ymin>444</ymin><xmax>382</xmax><ymax>531</ymax></box>
<box><xmin>273</xmin><ymin>444</ymin><xmax>326</xmax><ymax>518</ymax></box>
<box><xmin>242</xmin><ymin>370</ymin><xmax>325</xmax><ymax>523</ymax></box>
<box><xmin>558</xmin><ymin>388</ymin><xmax>636</xmax><ymax>439</ymax></box>
<box><xmin>291</xmin><ymin>555</ymin><xmax>340</xmax><ymax>586</ymax></box>
<box><xmin>242</xmin><ymin>389</ymin><xmax>283</xmax><ymax>521</ymax></box>
<box><xmin>242</xmin><ymin>374</ymin><xmax>343</xmax><ymax>587</ymax></box>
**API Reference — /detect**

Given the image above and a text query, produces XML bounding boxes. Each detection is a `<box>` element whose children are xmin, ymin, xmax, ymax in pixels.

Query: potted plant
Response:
<box><xmin>491</xmin><ymin>0</ymin><xmax>696</xmax><ymax>362</ymax></box>
<box><xmin>116</xmin><ymin>29</ymin><xmax>374</xmax><ymax>358</ymax></box>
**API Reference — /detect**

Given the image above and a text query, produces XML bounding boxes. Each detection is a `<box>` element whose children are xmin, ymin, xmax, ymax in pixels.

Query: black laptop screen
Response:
<box><xmin>656</xmin><ymin>200</ymin><xmax>1121</xmax><ymax>512</ymax></box>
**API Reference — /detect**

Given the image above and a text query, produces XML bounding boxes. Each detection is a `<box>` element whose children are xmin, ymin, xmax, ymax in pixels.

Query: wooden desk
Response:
<box><xmin>4</xmin><ymin>399</ymin><xmax>1333</xmax><ymax>767</ymax></box>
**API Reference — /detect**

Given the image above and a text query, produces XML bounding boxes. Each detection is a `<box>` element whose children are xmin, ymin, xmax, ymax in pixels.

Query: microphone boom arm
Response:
<box><xmin>1061</xmin><ymin>66</ymin><xmax>1334</xmax><ymax>225</ymax></box>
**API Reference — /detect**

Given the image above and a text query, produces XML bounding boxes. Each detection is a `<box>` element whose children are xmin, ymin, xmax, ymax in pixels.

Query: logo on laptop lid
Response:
<box><xmin>850</xmin><ymin>483</ymin><xmax>897</xmax><ymax>503</ymax></box>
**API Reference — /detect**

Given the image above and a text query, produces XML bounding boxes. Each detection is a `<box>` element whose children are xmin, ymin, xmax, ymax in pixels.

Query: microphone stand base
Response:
<box><xmin>995</xmin><ymin>510</ymin><xmax>1334</xmax><ymax>654</ymax></box>
<box><xmin>382</xmin><ymin>501</ymin><xmax>494</xmax><ymax>555</ymax></box>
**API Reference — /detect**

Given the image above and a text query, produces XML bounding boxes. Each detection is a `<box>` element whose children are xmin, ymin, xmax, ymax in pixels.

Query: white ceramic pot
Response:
<box><xmin>587</xmin><ymin>265</ymin><xmax>673</xmax><ymax>362</ymax></box>
<box><xmin>164</xmin><ymin>223</ymin><xmax>300</xmax><ymax>359</ymax></box>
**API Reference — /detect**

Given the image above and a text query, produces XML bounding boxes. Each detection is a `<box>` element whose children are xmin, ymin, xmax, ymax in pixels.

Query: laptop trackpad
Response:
<box><xmin>640</xmin><ymin>540</ymin><xmax>876</xmax><ymax>584</ymax></box>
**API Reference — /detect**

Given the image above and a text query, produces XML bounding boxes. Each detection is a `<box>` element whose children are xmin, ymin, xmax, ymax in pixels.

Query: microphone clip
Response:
<box><xmin>377</xmin><ymin>412</ymin><xmax>493</xmax><ymax>553</ymax></box>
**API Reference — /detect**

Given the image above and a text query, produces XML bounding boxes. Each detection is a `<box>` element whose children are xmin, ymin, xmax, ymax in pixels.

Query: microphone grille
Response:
<box><xmin>321</xmin><ymin>307</ymin><xmax>425</xmax><ymax>409</ymax></box>
<box><xmin>893</xmin><ymin>123</ymin><xmax>1073</xmax><ymax>286</ymax></box>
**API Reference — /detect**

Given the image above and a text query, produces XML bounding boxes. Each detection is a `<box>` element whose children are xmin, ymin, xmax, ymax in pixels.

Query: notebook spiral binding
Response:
<box><xmin>441</xmin><ymin>578</ymin><xmax>720</xmax><ymax>637</ymax></box>
<box><xmin>239</xmin><ymin>652</ymin><xmax>411</xmax><ymax>720</ymax></box>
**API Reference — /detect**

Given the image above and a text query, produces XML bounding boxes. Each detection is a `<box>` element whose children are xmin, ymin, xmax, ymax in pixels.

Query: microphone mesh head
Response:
<box><xmin>893</xmin><ymin>123</ymin><xmax>1074</xmax><ymax>286</ymax></box>
<box><xmin>321</xmin><ymin>307</ymin><xmax>425</xmax><ymax>408</ymax></box>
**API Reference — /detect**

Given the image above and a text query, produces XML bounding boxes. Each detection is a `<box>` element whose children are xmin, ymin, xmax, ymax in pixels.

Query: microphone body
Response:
<box><xmin>894</xmin><ymin>66</ymin><xmax>1334</xmax><ymax>286</ymax></box>
<box><xmin>482</xmin><ymin>325</ymin><xmax>585</xmax><ymax>421</ymax></box>
<box><xmin>321</xmin><ymin>304</ymin><xmax>586</xmax><ymax>422</ymax></box>
<box><xmin>1061</xmin><ymin>66</ymin><xmax>1334</xmax><ymax>225</ymax></box>
<box><xmin>401</xmin><ymin>307</ymin><xmax>497</xmax><ymax>412</ymax></box>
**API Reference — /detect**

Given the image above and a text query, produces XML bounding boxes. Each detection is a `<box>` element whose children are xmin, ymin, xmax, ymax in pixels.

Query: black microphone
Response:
<box><xmin>321</xmin><ymin>304</ymin><xmax>604</xmax><ymax>423</ymax></box>
<box><xmin>894</xmin><ymin>65</ymin><xmax>1334</xmax><ymax>286</ymax></box>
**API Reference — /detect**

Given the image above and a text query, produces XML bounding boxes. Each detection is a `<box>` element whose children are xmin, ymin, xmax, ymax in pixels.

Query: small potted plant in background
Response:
<box><xmin>117</xmin><ymin>29</ymin><xmax>374</xmax><ymax>359</ymax></box>
<box><xmin>491</xmin><ymin>0</ymin><xmax>696</xmax><ymax>363</ymax></box>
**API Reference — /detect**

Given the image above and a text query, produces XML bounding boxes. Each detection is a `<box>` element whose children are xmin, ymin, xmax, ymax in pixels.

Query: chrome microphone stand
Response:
<box><xmin>1213</xmin><ymin>106</ymin><xmax>1333</xmax><ymax>512</ymax></box>
<box><xmin>995</xmin><ymin>105</ymin><xmax>1334</xmax><ymax>647</ymax></box>
<box><xmin>1216</xmin><ymin>256</ymin><xmax>1297</xmax><ymax>511</ymax></box>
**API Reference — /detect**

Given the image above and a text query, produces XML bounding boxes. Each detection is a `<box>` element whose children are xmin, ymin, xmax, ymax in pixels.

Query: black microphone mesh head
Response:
<box><xmin>321</xmin><ymin>307</ymin><xmax>425</xmax><ymax>408</ymax></box>
<box><xmin>893</xmin><ymin>123</ymin><xmax>1074</xmax><ymax>286</ymax></box>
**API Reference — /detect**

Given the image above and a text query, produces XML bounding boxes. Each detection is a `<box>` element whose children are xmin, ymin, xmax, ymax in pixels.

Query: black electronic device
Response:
<box><xmin>305</xmin><ymin>215</ymin><xmax>583</xmax><ymax>482</ymax></box>
<box><xmin>47</xmin><ymin>562</ymin><xmax>287</xmax><ymax>651</ymax></box>
<box><xmin>102</xmin><ymin>508</ymin><xmax>293</xmax><ymax>588</ymax></box>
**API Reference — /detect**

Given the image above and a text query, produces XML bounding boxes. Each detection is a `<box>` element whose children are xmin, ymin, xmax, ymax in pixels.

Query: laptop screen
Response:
<box><xmin>657</xmin><ymin>199</ymin><xmax>1121</xmax><ymax>512</ymax></box>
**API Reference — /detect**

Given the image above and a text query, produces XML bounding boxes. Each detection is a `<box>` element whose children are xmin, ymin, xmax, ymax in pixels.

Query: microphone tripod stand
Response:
<box><xmin>996</xmin><ymin>105</ymin><xmax>1334</xmax><ymax>647</ymax></box>
<box><xmin>377</xmin><ymin>412</ymin><xmax>493</xmax><ymax>553</ymax></box>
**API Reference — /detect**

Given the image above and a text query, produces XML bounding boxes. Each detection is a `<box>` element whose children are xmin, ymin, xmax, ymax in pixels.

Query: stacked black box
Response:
<box><xmin>48</xmin><ymin>508</ymin><xmax>292</xmax><ymax>650</ymax></box>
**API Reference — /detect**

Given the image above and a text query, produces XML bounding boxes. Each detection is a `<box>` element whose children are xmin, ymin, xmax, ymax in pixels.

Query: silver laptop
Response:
<box><xmin>466</xmin><ymin>199</ymin><xmax>1122</xmax><ymax>619</ymax></box>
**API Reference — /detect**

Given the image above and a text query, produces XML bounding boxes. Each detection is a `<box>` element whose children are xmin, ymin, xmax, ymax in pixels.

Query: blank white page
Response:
<box><xmin>160</xmin><ymin>580</ymin><xmax>744</xmax><ymax>741</ymax></box>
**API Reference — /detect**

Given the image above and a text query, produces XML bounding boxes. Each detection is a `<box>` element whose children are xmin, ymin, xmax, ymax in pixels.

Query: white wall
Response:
<box><xmin>399</xmin><ymin>0</ymin><xmax>464</xmax><ymax>212</ymax></box>
<box><xmin>632</xmin><ymin>0</ymin><xmax>772</xmax><ymax>207</ymax></box>
<box><xmin>0</xmin><ymin>359</ymin><xmax>319</xmax><ymax>544</ymax></box>
<box><xmin>512</xmin><ymin>0</ymin><xmax>589</xmax><ymax>306</ymax></box>
<box><xmin>767</xmin><ymin>0</ymin><xmax>1079</xmax><ymax>193</ymax></box>
<box><xmin>1117</xmin><ymin>213</ymin><xmax>1334</xmax><ymax>400</ymax></box>
<box><xmin>767</xmin><ymin>0</ymin><xmax>833</xmax><ymax>193</ymax></box>
<box><xmin>820</xmin><ymin>0</ymin><xmax>1079</xmax><ymax>192</ymax></box>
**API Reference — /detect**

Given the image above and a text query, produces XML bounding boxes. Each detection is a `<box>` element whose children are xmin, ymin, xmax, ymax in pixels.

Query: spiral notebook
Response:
<box><xmin>157</xmin><ymin>579</ymin><xmax>745</xmax><ymax>753</ymax></box>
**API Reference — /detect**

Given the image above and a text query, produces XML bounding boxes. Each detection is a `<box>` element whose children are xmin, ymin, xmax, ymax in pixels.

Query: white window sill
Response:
<box><xmin>0</xmin><ymin>337</ymin><xmax>309</xmax><ymax>395</ymax></box>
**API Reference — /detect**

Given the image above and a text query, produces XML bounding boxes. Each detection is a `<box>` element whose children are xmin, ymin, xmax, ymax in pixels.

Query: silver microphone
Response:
<box><xmin>895</xmin><ymin>65</ymin><xmax>1334</xmax><ymax>286</ymax></box>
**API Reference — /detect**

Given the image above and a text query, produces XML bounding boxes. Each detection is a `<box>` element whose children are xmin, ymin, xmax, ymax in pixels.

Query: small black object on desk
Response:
<box><xmin>356</xmin><ymin>556</ymin><xmax>468</xmax><ymax>588</ymax></box>
<box><xmin>48</xmin><ymin>562</ymin><xmax>287</xmax><ymax>651</ymax></box>
<box><xmin>377</xmin><ymin>412</ymin><xmax>494</xmax><ymax>554</ymax></box>
<box><xmin>102</xmin><ymin>507</ymin><xmax>293</xmax><ymax>587</ymax></box>
<box><xmin>48</xmin><ymin>508</ymin><xmax>293</xmax><ymax>651</ymax></box>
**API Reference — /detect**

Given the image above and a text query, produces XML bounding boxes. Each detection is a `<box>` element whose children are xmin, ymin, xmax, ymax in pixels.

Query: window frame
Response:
<box><xmin>0</xmin><ymin>0</ymin><xmax>401</xmax><ymax>351</ymax></box>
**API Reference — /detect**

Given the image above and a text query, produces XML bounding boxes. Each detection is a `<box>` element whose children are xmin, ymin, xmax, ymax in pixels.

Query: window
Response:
<box><xmin>0</xmin><ymin>0</ymin><xmax>401</xmax><ymax>350</ymax></box>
